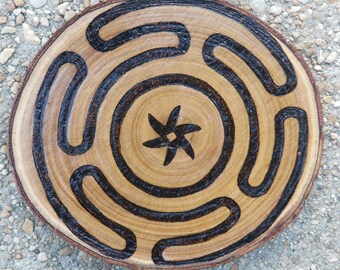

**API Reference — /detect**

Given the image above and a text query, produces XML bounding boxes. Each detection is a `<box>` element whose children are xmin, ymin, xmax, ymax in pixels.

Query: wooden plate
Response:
<box><xmin>9</xmin><ymin>0</ymin><xmax>323</xmax><ymax>269</ymax></box>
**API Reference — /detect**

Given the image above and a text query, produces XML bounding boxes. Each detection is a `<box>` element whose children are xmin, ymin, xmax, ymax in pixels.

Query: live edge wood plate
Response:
<box><xmin>9</xmin><ymin>0</ymin><xmax>323</xmax><ymax>269</ymax></box>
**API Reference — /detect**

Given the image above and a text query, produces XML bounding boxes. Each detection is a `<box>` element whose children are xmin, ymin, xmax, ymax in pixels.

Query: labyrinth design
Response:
<box><xmin>10</xmin><ymin>0</ymin><xmax>322</xmax><ymax>268</ymax></box>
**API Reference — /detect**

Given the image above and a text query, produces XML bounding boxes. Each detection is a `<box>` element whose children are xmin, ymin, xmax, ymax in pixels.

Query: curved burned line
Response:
<box><xmin>203</xmin><ymin>35</ymin><xmax>261</xmax><ymax>197</ymax></box>
<box><xmin>87</xmin><ymin>0</ymin><xmax>296</xmax><ymax>95</ymax></box>
<box><xmin>58</xmin><ymin>22</ymin><xmax>190</xmax><ymax>155</ymax></box>
<box><xmin>111</xmin><ymin>74</ymin><xmax>235</xmax><ymax>198</ymax></box>
<box><xmin>152</xmin><ymin>107</ymin><xmax>308</xmax><ymax>265</ymax></box>
<box><xmin>70</xmin><ymin>165</ymin><xmax>240</xmax><ymax>222</ymax></box>
<box><xmin>32</xmin><ymin>51</ymin><xmax>136</xmax><ymax>260</ymax></box>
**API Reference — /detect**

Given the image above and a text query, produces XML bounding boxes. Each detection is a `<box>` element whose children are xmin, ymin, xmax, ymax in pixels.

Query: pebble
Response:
<box><xmin>58</xmin><ymin>247</ymin><xmax>73</xmax><ymax>256</ymax></box>
<box><xmin>0</xmin><ymin>210</ymin><xmax>11</xmax><ymax>218</ymax></box>
<box><xmin>14</xmin><ymin>0</ymin><xmax>25</xmax><ymax>7</ymax></box>
<box><xmin>40</xmin><ymin>17</ymin><xmax>49</xmax><ymax>27</ymax></box>
<box><xmin>57</xmin><ymin>2</ymin><xmax>69</xmax><ymax>15</ymax></box>
<box><xmin>0</xmin><ymin>48</ymin><xmax>15</xmax><ymax>65</ymax></box>
<box><xmin>22</xmin><ymin>23</ymin><xmax>41</xmax><ymax>46</ymax></box>
<box><xmin>6</xmin><ymin>1</ymin><xmax>16</xmax><ymax>12</ymax></box>
<box><xmin>269</xmin><ymin>4</ymin><xmax>283</xmax><ymax>15</ymax></box>
<box><xmin>28</xmin><ymin>0</ymin><xmax>47</xmax><ymax>8</ymax></box>
<box><xmin>330</xmin><ymin>133</ymin><xmax>338</xmax><ymax>140</ymax></box>
<box><xmin>64</xmin><ymin>10</ymin><xmax>76</xmax><ymax>21</ymax></box>
<box><xmin>0</xmin><ymin>16</ymin><xmax>7</xmax><ymax>24</ymax></box>
<box><xmin>325</xmin><ymin>52</ymin><xmax>338</xmax><ymax>64</ymax></box>
<box><xmin>11</xmin><ymin>82</ymin><xmax>20</xmax><ymax>95</ymax></box>
<box><xmin>22</xmin><ymin>218</ymin><xmax>34</xmax><ymax>234</ymax></box>
<box><xmin>290</xmin><ymin>6</ymin><xmax>302</xmax><ymax>13</ymax></box>
<box><xmin>37</xmin><ymin>252</ymin><xmax>48</xmax><ymax>262</ymax></box>
<box><xmin>4</xmin><ymin>235</ymin><xmax>12</xmax><ymax>244</ymax></box>
<box><xmin>90</xmin><ymin>0</ymin><xmax>99</xmax><ymax>5</ymax></box>
<box><xmin>333</xmin><ymin>100</ymin><xmax>340</xmax><ymax>108</ymax></box>
<box><xmin>1</xmin><ymin>26</ymin><xmax>16</xmax><ymax>34</ymax></box>
<box><xmin>32</xmin><ymin>16</ymin><xmax>40</xmax><ymax>27</ymax></box>
<box><xmin>16</xmin><ymin>14</ymin><xmax>25</xmax><ymax>25</ymax></box>
<box><xmin>249</xmin><ymin>0</ymin><xmax>267</xmax><ymax>13</ymax></box>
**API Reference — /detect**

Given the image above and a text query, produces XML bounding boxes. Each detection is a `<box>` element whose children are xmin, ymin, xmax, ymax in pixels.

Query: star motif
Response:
<box><xmin>143</xmin><ymin>106</ymin><xmax>201</xmax><ymax>166</ymax></box>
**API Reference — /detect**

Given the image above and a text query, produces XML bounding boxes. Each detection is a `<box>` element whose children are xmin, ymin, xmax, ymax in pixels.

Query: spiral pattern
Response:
<box><xmin>10</xmin><ymin>0</ymin><xmax>322</xmax><ymax>268</ymax></box>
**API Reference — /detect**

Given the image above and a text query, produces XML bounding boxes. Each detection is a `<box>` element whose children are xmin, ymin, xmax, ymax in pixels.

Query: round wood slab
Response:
<box><xmin>9</xmin><ymin>0</ymin><xmax>323</xmax><ymax>268</ymax></box>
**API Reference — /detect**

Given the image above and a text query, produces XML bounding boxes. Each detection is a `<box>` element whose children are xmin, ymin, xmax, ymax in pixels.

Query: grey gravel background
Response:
<box><xmin>0</xmin><ymin>0</ymin><xmax>339</xmax><ymax>269</ymax></box>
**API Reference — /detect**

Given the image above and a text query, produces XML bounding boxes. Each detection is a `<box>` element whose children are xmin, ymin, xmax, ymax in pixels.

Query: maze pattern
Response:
<box><xmin>29</xmin><ymin>0</ymin><xmax>309</xmax><ymax>266</ymax></box>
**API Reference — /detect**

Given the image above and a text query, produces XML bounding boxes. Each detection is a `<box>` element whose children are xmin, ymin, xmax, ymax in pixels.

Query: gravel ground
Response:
<box><xmin>0</xmin><ymin>0</ymin><xmax>339</xmax><ymax>269</ymax></box>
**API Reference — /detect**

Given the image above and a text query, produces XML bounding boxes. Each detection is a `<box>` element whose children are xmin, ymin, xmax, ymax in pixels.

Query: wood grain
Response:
<box><xmin>9</xmin><ymin>0</ymin><xmax>323</xmax><ymax>269</ymax></box>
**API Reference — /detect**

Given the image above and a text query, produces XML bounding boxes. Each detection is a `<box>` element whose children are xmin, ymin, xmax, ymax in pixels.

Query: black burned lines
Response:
<box><xmin>203</xmin><ymin>34</ymin><xmax>302</xmax><ymax>198</ymax></box>
<box><xmin>111</xmin><ymin>75</ymin><xmax>234</xmax><ymax>198</ymax></box>
<box><xmin>32</xmin><ymin>51</ymin><xmax>136</xmax><ymax>259</ymax></box>
<box><xmin>32</xmin><ymin>0</ymin><xmax>309</xmax><ymax>266</ymax></box>
<box><xmin>152</xmin><ymin>108</ymin><xmax>308</xmax><ymax>266</ymax></box>
<box><xmin>60</xmin><ymin>22</ymin><xmax>190</xmax><ymax>156</ymax></box>
<box><xmin>70</xmin><ymin>165</ymin><xmax>239</xmax><ymax>223</ymax></box>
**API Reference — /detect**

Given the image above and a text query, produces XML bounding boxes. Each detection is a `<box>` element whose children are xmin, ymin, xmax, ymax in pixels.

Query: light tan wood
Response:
<box><xmin>9</xmin><ymin>0</ymin><xmax>322</xmax><ymax>269</ymax></box>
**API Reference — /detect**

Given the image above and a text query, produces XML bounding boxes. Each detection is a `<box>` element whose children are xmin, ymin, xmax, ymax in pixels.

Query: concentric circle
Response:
<box><xmin>9</xmin><ymin>0</ymin><xmax>322</xmax><ymax>269</ymax></box>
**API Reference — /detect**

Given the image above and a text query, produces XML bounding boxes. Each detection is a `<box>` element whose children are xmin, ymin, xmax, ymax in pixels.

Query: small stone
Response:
<box><xmin>323</xmin><ymin>96</ymin><xmax>331</xmax><ymax>103</ymax></box>
<box><xmin>11</xmin><ymin>82</ymin><xmax>20</xmax><ymax>95</ymax></box>
<box><xmin>15</xmin><ymin>253</ymin><xmax>23</xmax><ymax>260</ymax></box>
<box><xmin>0</xmin><ymin>145</ymin><xmax>8</xmax><ymax>153</ymax></box>
<box><xmin>22</xmin><ymin>218</ymin><xmax>34</xmax><ymax>234</ymax></box>
<box><xmin>314</xmin><ymin>65</ymin><xmax>322</xmax><ymax>71</ymax></box>
<box><xmin>292</xmin><ymin>32</ymin><xmax>300</xmax><ymax>39</ymax></box>
<box><xmin>269</xmin><ymin>4</ymin><xmax>283</xmax><ymax>15</ymax></box>
<box><xmin>317</xmin><ymin>50</ymin><xmax>328</xmax><ymax>64</ymax></box>
<box><xmin>64</xmin><ymin>10</ymin><xmax>76</xmax><ymax>21</ymax></box>
<box><xmin>13</xmin><ymin>8</ymin><xmax>21</xmax><ymax>16</ymax></box>
<box><xmin>58</xmin><ymin>2</ymin><xmax>69</xmax><ymax>15</ymax></box>
<box><xmin>230</xmin><ymin>263</ymin><xmax>239</xmax><ymax>270</ymax></box>
<box><xmin>290</xmin><ymin>6</ymin><xmax>302</xmax><ymax>13</ymax></box>
<box><xmin>6</xmin><ymin>1</ymin><xmax>16</xmax><ymax>12</ymax></box>
<box><xmin>1</xmin><ymin>169</ymin><xmax>8</xmax><ymax>176</ymax></box>
<box><xmin>29</xmin><ymin>245</ymin><xmax>37</xmax><ymax>251</ymax></box>
<box><xmin>0</xmin><ymin>210</ymin><xmax>11</xmax><ymax>218</ymax></box>
<box><xmin>4</xmin><ymin>205</ymin><xmax>12</xmax><ymax>212</ymax></box>
<box><xmin>58</xmin><ymin>247</ymin><xmax>73</xmax><ymax>256</ymax></box>
<box><xmin>0</xmin><ymin>17</ymin><xmax>7</xmax><ymax>24</ymax></box>
<box><xmin>40</xmin><ymin>17</ymin><xmax>49</xmax><ymax>27</ymax></box>
<box><xmin>22</xmin><ymin>23</ymin><xmax>41</xmax><ymax>46</ymax></box>
<box><xmin>314</xmin><ymin>0</ymin><xmax>324</xmax><ymax>5</ymax></box>
<box><xmin>334</xmin><ymin>100</ymin><xmax>340</xmax><ymax>108</ymax></box>
<box><xmin>1</xmin><ymin>26</ymin><xmax>16</xmax><ymax>34</ymax></box>
<box><xmin>317</xmin><ymin>81</ymin><xmax>327</xmax><ymax>92</ymax></box>
<box><xmin>4</xmin><ymin>235</ymin><xmax>12</xmax><ymax>244</ymax></box>
<box><xmin>330</xmin><ymin>133</ymin><xmax>338</xmax><ymax>140</ymax></box>
<box><xmin>325</xmin><ymin>52</ymin><xmax>338</xmax><ymax>64</ymax></box>
<box><xmin>316</xmin><ymin>38</ymin><xmax>326</xmax><ymax>47</ymax></box>
<box><xmin>299</xmin><ymin>13</ymin><xmax>307</xmax><ymax>21</ymax></box>
<box><xmin>249</xmin><ymin>0</ymin><xmax>267</xmax><ymax>13</ymax></box>
<box><xmin>0</xmin><ymin>48</ymin><xmax>15</xmax><ymax>65</ymax></box>
<box><xmin>14</xmin><ymin>0</ymin><xmax>25</xmax><ymax>7</ymax></box>
<box><xmin>32</xmin><ymin>16</ymin><xmax>40</xmax><ymax>27</ymax></box>
<box><xmin>29</xmin><ymin>0</ymin><xmax>47</xmax><ymax>8</ymax></box>
<box><xmin>90</xmin><ymin>0</ymin><xmax>99</xmax><ymax>5</ymax></box>
<box><xmin>37</xmin><ymin>252</ymin><xmax>48</xmax><ymax>262</ymax></box>
<box><xmin>16</xmin><ymin>14</ymin><xmax>25</xmax><ymax>25</ymax></box>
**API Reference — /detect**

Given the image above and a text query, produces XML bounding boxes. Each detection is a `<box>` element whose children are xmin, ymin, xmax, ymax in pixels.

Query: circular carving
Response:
<box><xmin>9</xmin><ymin>0</ymin><xmax>322</xmax><ymax>269</ymax></box>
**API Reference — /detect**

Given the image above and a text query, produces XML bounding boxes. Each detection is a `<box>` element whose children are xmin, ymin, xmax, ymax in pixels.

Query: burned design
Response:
<box><xmin>8</xmin><ymin>0</ymin><xmax>322</xmax><ymax>269</ymax></box>
<box><xmin>143</xmin><ymin>106</ymin><xmax>201</xmax><ymax>166</ymax></box>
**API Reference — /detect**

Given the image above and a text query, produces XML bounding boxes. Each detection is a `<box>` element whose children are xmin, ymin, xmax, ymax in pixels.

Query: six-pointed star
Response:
<box><xmin>143</xmin><ymin>106</ymin><xmax>201</xmax><ymax>166</ymax></box>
